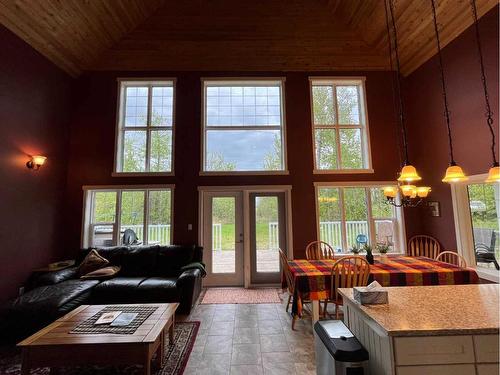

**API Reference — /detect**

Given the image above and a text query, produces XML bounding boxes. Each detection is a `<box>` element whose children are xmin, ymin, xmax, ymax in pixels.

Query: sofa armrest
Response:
<box><xmin>177</xmin><ymin>268</ymin><xmax>201</xmax><ymax>286</ymax></box>
<box><xmin>29</xmin><ymin>267</ymin><xmax>79</xmax><ymax>289</ymax></box>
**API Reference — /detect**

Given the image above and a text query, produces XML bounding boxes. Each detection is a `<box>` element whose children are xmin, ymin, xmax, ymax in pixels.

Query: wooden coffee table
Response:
<box><xmin>18</xmin><ymin>303</ymin><xmax>179</xmax><ymax>375</ymax></box>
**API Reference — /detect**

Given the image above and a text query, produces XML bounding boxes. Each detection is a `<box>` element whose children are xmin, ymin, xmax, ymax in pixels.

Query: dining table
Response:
<box><xmin>286</xmin><ymin>254</ymin><xmax>480</xmax><ymax>327</ymax></box>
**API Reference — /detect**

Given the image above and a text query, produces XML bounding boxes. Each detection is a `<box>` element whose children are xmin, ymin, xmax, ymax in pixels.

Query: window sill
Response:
<box><xmin>199</xmin><ymin>170</ymin><xmax>290</xmax><ymax>176</ymax></box>
<box><xmin>112</xmin><ymin>172</ymin><xmax>174</xmax><ymax>177</ymax></box>
<box><xmin>476</xmin><ymin>267</ymin><xmax>500</xmax><ymax>283</ymax></box>
<box><xmin>313</xmin><ymin>169</ymin><xmax>374</xmax><ymax>174</ymax></box>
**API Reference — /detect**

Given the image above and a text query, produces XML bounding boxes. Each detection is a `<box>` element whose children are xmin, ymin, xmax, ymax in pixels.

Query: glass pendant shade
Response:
<box><xmin>397</xmin><ymin>165</ymin><xmax>422</xmax><ymax>183</ymax></box>
<box><xmin>383</xmin><ymin>186</ymin><xmax>398</xmax><ymax>198</ymax></box>
<box><xmin>485</xmin><ymin>165</ymin><xmax>500</xmax><ymax>183</ymax></box>
<box><xmin>442</xmin><ymin>164</ymin><xmax>468</xmax><ymax>183</ymax></box>
<box><xmin>416</xmin><ymin>186</ymin><xmax>432</xmax><ymax>198</ymax></box>
<box><xmin>400</xmin><ymin>185</ymin><xmax>416</xmax><ymax>197</ymax></box>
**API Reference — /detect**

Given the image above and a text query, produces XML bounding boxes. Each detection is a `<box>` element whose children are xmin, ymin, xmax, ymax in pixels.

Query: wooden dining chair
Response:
<box><xmin>305</xmin><ymin>240</ymin><xmax>335</xmax><ymax>260</ymax></box>
<box><xmin>407</xmin><ymin>235</ymin><xmax>441</xmax><ymax>259</ymax></box>
<box><xmin>435</xmin><ymin>251</ymin><xmax>467</xmax><ymax>267</ymax></box>
<box><xmin>326</xmin><ymin>256</ymin><xmax>370</xmax><ymax>319</ymax></box>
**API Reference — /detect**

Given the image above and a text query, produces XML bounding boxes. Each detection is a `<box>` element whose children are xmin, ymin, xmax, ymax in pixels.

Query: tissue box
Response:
<box><xmin>353</xmin><ymin>286</ymin><xmax>388</xmax><ymax>305</ymax></box>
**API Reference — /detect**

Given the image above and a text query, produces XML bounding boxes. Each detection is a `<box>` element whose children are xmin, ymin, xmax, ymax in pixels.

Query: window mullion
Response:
<box><xmin>366</xmin><ymin>188</ymin><xmax>376</xmax><ymax>246</ymax></box>
<box><xmin>143</xmin><ymin>190</ymin><xmax>149</xmax><ymax>245</ymax></box>
<box><xmin>115</xmin><ymin>190</ymin><xmax>122</xmax><ymax>246</ymax></box>
<box><xmin>339</xmin><ymin>188</ymin><xmax>348</xmax><ymax>252</ymax></box>
<box><xmin>145</xmin><ymin>85</ymin><xmax>153</xmax><ymax>172</ymax></box>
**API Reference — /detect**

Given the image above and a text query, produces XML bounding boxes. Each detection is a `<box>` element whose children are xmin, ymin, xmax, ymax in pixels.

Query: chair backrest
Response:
<box><xmin>330</xmin><ymin>256</ymin><xmax>370</xmax><ymax>302</ymax></box>
<box><xmin>122</xmin><ymin>229</ymin><xmax>138</xmax><ymax>245</ymax></box>
<box><xmin>305</xmin><ymin>241</ymin><xmax>335</xmax><ymax>260</ymax></box>
<box><xmin>279</xmin><ymin>249</ymin><xmax>294</xmax><ymax>293</ymax></box>
<box><xmin>436</xmin><ymin>251</ymin><xmax>467</xmax><ymax>268</ymax></box>
<box><xmin>407</xmin><ymin>235</ymin><xmax>440</xmax><ymax>259</ymax></box>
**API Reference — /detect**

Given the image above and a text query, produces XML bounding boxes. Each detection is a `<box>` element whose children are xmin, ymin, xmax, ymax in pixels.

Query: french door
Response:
<box><xmin>203</xmin><ymin>192</ymin><xmax>244</xmax><ymax>286</ymax></box>
<box><xmin>200</xmin><ymin>188</ymin><xmax>291</xmax><ymax>287</ymax></box>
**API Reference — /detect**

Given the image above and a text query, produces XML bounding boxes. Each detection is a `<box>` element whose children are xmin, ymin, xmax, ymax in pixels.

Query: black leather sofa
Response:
<box><xmin>0</xmin><ymin>245</ymin><xmax>203</xmax><ymax>342</ymax></box>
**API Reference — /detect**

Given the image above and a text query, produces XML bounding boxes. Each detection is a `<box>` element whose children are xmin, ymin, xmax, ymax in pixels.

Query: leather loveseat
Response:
<box><xmin>0</xmin><ymin>244</ymin><xmax>203</xmax><ymax>342</ymax></box>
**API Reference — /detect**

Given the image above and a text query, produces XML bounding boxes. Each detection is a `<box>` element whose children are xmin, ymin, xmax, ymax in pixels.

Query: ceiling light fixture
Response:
<box><xmin>470</xmin><ymin>0</ymin><xmax>499</xmax><ymax>183</ymax></box>
<box><xmin>430</xmin><ymin>0</ymin><xmax>468</xmax><ymax>184</ymax></box>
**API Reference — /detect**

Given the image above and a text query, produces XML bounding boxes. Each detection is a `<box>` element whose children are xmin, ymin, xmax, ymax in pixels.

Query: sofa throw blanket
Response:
<box><xmin>181</xmin><ymin>262</ymin><xmax>207</xmax><ymax>277</ymax></box>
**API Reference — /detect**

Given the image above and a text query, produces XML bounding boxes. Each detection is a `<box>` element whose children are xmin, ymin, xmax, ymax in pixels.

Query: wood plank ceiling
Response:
<box><xmin>0</xmin><ymin>0</ymin><xmax>497</xmax><ymax>77</ymax></box>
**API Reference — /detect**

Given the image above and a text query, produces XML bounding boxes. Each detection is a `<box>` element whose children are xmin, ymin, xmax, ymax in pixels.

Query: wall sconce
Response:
<box><xmin>26</xmin><ymin>155</ymin><xmax>47</xmax><ymax>170</ymax></box>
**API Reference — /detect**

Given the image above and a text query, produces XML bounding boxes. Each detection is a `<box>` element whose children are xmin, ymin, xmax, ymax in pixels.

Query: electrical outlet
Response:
<box><xmin>188</xmin><ymin>224</ymin><xmax>193</xmax><ymax>231</ymax></box>
<box><xmin>19</xmin><ymin>286</ymin><xmax>25</xmax><ymax>296</ymax></box>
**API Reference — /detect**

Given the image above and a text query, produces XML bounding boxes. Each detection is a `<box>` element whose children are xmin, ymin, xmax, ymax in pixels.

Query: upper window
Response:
<box><xmin>83</xmin><ymin>186</ymin><xmax>173</xmax><ymax>247</ymax></box>
<box><xmin>202</xmin><ymin>79</ymin><xmax>286</xmax><ymax>173</ymax></box>
<box><xmin>115</xmin><ymin>80</ymin><xmax>175</xmax><ymax>174</ymax></box>
<box><xmin>316</xmin><ymin>183</ymin><xmax>403</xmax><ymax>253</ymax></box>
<box><xmin>310</xmin><ymin>78</ymin><xmax>372</xmax><ymax>172</ymax></box>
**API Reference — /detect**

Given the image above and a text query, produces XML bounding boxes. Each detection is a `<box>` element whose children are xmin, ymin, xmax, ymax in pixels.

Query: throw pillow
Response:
<box><xmin>81</xmin><ymin>265</ymin><xmax>121</xmax><ymax>280</ymax></box>
<box><xmin>78</xmin><ymin>249</ymin><xmax>109</xmax><ymax>276</ymax></box>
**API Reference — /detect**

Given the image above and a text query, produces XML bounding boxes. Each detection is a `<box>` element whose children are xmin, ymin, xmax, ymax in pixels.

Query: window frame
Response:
<box><xmin>314</xmin><ymin>181</ymin><xmax>405</xmax><ymax>253</ymax></box>
<box><xmin>200</xmin><ymin>77</ymin><xmax>289</xmax><ymax>175</ymax></box>
<box><xmin>309</xmin><ymin>77</ymin><xmax>373</xmax><ymax>174</ymax></box>
<box><xmin>451</xmin><ymin>174</ymin><xmax>500</xmax><ymax>283</ymax></box>
<box><xmin>81</xmin><ymin>184</ymin><xmax>174</xmax><ymax>247</ymax></box>
<box><xmin>113</xmin><ymin>78</ymin><xmax>176</xmax><ymax>176</ymax></box>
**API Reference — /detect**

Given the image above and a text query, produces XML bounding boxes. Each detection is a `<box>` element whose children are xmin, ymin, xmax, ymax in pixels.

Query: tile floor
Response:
<box><xmin>178</xmin><ymin>298</ymin><xmax>317</xmax><ymax>375</ymax></box>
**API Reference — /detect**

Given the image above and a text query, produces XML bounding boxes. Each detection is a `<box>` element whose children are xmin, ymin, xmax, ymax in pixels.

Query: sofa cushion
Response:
<box><xmin>77</xmin><ymin>250</ymin><xmax>109</xmax><ymax>276</ymax></box>
<box><xmin>119</xmin><ymin>246</ymin><xmax>159</xmax><ymax>277</ymax></box>
<box><xmin>92</xmin><ymin>277</ymin><xmax>147</xmax><ymax>303</ymax></box>
<box><xmin>136</xmin><ymin>277</ymin><xmax>179</xmax><ymax>302</ymax></box>
<box><xmin>81</xmin><ymin>265</ymin><xmax>121</xmax><ymax>280</ymax></box>
<box><xmin>156</xmin><ymin>245</ymin><xmax>197</xmax><ymax>276</ymax></box>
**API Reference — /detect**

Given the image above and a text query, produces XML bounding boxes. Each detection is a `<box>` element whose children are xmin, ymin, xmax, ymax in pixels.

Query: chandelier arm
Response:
<box><xmin>470</xmin><ymin>0</ymin><xmax>498</xmax><ymax>166</ymax></box>
<box><xmin>430</xmin><ymin>0</ymin><xmax>455</xmax><ymax>165</ymax></box>
<box><xmin>388</xmin><ymin>0</ymin><xmax>410</xmax><ymax>165</ymax></box>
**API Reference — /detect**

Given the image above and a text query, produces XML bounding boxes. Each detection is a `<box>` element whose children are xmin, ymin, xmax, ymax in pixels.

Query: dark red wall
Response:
<box><xmin>404</xmin><ymin>6</ymin><xmax>499</xmax><ymax>250</ymax></box>
<box><xmin>0</xmin><ymin>26</ymin><xmax>73</xmax><ymax>301</ymax></box>
<box><xmin>65</xmin><ymin>71</ymin><xmax>401</xmax><ymax>258</ymax></box>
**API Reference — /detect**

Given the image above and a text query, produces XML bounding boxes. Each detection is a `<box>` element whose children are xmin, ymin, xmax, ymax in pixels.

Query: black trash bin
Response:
<box><xmin>314</xmin><ymin>320</ymin><xmax>369</xmax><ymax>374</ymax></box>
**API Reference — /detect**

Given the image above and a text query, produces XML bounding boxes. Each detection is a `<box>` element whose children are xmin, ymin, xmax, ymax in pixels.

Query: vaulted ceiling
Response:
<box><xmin>0</xmin><ymin>0</ymin><xmax>497</xmax><ymax>77</ymax></box>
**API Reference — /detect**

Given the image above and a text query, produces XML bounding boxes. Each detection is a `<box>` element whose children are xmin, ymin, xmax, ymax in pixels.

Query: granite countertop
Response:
<box><xmin>339</xmin><ymin>284</ymin><xmax>500</xmax><ymax>336</ymax></box>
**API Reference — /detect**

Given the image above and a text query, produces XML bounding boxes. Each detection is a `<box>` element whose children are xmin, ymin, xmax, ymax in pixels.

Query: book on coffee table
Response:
<box><xmin>95</xmin><ymin>311</ymin><xmax>122</xmax><ymax>325</ymax></box>
<box><xmin>110</xmin><ymin>313</ymin><xmax>138</xmax><ymax>326</ymax></box>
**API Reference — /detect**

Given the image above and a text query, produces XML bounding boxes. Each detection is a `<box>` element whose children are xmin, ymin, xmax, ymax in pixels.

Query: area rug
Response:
<box><xmin>0</xmin><ymin>321</ymin><xmax>199</xmax><ymax>375</ymax></box>
<box><xmin>201</xmin><ymin>287</ymin><xmax>281</xmax><ymax>304</ymax></box>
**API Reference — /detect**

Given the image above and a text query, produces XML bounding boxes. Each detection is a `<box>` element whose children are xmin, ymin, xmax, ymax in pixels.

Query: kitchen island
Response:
<box><xmin>339</xmin><ymin>284</ymin><xmax>499</xmax><ymax>375</ymax></box>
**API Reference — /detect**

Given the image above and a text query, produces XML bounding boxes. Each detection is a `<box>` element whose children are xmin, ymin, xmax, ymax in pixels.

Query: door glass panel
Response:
<box><xmin>468</xmin><ymin>183</ymin><xmax>500</xmax><ymax>270</ymax></box>
<box><xmin>317</xmin><ymin>188</ymin><xmax>342</xmax><ymax>251</ymax></box>
<box><xmin>148</xmin><ymin>190</ymin><xmax>171</xmax><ymax>245</ymax></box>
<box><xmin>255</xmin><ymin>196</ymin><xmax>280</xmax><ymax>273</ymax></box>
<box><xmin>343</xmin><ymin>187</ymin><xmax>369</xmax><ymax>248</ymax></box>
<box><xmin>120</xmin><ymin>191</ymin><xmax>145</xmax><ymax>244</ymax></box>
<box><xmin>212</xmin><ymin>197</ymin><xmax>236</xmax><ymax>273</ymax></box>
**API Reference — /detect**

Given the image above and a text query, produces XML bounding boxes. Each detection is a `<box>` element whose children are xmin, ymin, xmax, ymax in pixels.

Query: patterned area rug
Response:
<box><xmin>201</xmin><ymin>287</ymin><xmax>282</xmax><ymax>304</ymax></box>
<box><xmin>0</xmin><ymin>321</ymin><xmax>199</xmax><ymax>375</ymax></box>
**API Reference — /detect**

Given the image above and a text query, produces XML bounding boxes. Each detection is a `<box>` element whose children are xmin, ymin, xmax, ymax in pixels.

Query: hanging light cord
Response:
<box><xmin>385</xmin><ymin>0</ymin><xmax>404</xmax><ymax>168</ymax></box>
<box><xmin>388</xmin><ymin>0</ymin><xmax>410</xmax><ymax>165</ymax></box>
<box><xmin>470</xmin><ymin>0</ymin><xmax>498</xmax><ymax>166</ymax></box>
<box><xmin>431</xmin><ymin>0</ymin><xmax>456</xmax><ymax>165</ymax></box>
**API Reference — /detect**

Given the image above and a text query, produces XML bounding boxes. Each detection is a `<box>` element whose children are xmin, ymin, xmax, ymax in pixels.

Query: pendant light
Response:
<box><xmin>430</xmin><ymin>0</ymin><xmax>468</xmax><ymax>183</ymax></box>
<box><xmin>382</xmin><ymin>0</ymin><xmax>431</xmax><ymax>208</ymax></box>
<box><xmin>470</xmin><ymin>0</ymin><xmax>499</xmax><ymax>183</ymax></box>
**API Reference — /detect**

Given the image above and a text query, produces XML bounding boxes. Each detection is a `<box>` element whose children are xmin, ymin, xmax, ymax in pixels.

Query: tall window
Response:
<box><xmin>310</xmin><ymin>78</ymin><xmax>372</xmax><ymax>172</ymax></box>
<box><xmin>83</xmin><ymin>187</ymin><xmax>173</xmax><ymax>247</ymax></box>
<box><xmin>316</xmin><ymin>184</ymin><xmax>403</xmax><ymax>252</ymax></box>
<box><xmin>115</xmin><ymin>80</ymin><xmax>175</xmax><ymax>174</ymax></box>
<box><xmin>451</xmin><ymin>175</ymin><xmax>499</xmax><ymax>282</ymax></box>
<box><xmin>202</xmin><ymin>79</ymin><xmax>286</xmax><ymax>173</ymax></box>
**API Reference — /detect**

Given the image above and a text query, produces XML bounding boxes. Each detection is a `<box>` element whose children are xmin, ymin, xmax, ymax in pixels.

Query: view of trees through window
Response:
<box><xmin>204</xmin><ymin>82</ymin><xmax>285</xmax><ymax>172</ymax></box>
<box><xmin>119</xmin><ymin>83</ymin><xmax>173</xmax><ymax>173</ymax></box>
<box><xmin>90</xmin><ymin>189</ymin><xmax>172</xmax><ymax>246</ymax></box>
<box><xmin>312</xmin><ymin>80</ymin><xmax>368</xmax><ymax>170</ymax></box>
<box><xmin>318</xmin><ymin>186</ymin><xmax>397</xmax><ymax>252</ymax></box>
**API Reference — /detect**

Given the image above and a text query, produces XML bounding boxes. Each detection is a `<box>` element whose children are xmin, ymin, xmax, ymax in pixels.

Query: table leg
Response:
<box><xmin>157</xmin><ymin>329</ymin><xmax>165</xmax><ymax>367</ymax></box>
<box><xmin>312</xmin><ymin>300</ymin><xmax>320</xmax><ymax>326</ymax></box>
<box><xmin>143</xmin><ymin>348</ymin><xmax>151</xmax><ymax>375</ymax></box>
<box><xmin>169</xmin><ymin>315</ymin><xmax>175</xmax><ymax>345</ymax></box>
<box><xmin>21</xmin><ymin>349</ymin><xmax>30</xmax><ymax>375</ymax></box>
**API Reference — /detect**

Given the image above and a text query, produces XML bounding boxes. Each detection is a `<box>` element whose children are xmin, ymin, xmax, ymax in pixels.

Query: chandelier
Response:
<box><xmin>382</xmin><ymin>0</ymin><xmax>431</xmax><ymax>207</ymax></box>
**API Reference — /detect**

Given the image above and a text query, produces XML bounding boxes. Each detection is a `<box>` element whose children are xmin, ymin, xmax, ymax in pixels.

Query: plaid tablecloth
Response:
<box><xmin>287</xmin><ymin>255</ymin><xmax>479</xmax><ymax>315</ymax></box>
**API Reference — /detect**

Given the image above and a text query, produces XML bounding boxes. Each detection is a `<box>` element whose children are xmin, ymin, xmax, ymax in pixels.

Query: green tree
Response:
<box><xmin>206</xmin><ymin>152</ymin><xmax>236</xmax><ymax>171</ymax></box>
<box><xmin>263</xmin><ymin>134</ymin><xmax>282</xmax><ymax>170</ymax></box>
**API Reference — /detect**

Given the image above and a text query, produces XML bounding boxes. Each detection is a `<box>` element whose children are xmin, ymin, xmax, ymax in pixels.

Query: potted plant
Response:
<box><xmin>350</xmin><ymin>245</ymin><xmax>361</xmax><ymax>255</ymax></box>
<box><xmin>376</xmin><ymin>243</ymin><xmax>390</xmax><ymax>258</ymax></box>
<box><xmin>363</xmin><ymin>244</ymin><xmax>374</xmax><ymax>264</ymax></box>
